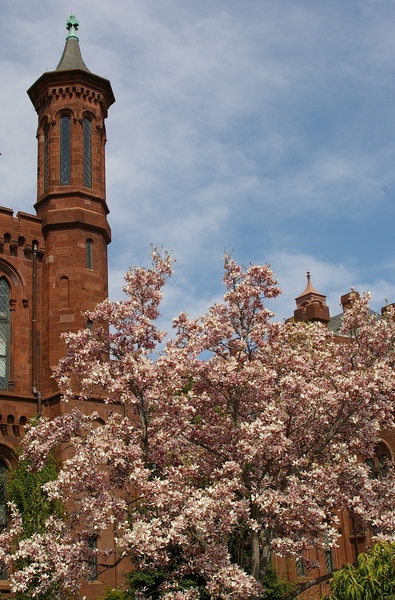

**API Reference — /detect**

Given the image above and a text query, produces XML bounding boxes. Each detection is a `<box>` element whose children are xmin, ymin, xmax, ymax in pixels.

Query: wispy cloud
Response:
<box><xmin>2</xmin><ymin>0</ymin><xmax>395</xmax><ymax>332</ymax></box>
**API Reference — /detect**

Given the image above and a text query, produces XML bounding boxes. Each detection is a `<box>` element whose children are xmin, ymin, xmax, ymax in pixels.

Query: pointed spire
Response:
<box><xmin>55</xmin><ymin>15</ymin><xmax>90</xmax><ymax>72</ymax></box>
<box><xmin>295</xmin><ymin>270</ymin><xmax>325</xmax><ymax>305</ymax></box>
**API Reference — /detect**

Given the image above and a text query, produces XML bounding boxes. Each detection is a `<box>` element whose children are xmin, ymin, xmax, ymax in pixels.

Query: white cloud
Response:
<box><xmin>2</xmin><ymin>0</ymin><xmax>395</xmax><ymax>334</ymax></box>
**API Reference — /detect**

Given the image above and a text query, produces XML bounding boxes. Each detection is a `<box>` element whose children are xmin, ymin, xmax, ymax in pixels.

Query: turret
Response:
<box><xmin>27</xmin><ymin>16</ymin><xmax>115</xmax><ymax>397</ymax></box>
<box><xmin>292</xmin><ymin>271</ymin><xmax>330</xmax><ymax>325</ymax></box>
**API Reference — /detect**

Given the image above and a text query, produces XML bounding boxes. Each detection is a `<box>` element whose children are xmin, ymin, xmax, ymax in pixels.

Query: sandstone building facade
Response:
<box><xmin>0</xmin><ymin>16</ymin><xmax>122</xmax><ymax>598</ymax></box>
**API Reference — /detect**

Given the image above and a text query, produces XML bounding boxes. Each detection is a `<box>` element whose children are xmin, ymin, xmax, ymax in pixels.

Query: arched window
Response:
<box><xmin>365</xmin><ymin>442</ymin><xmax>391</xmax><ymax>480</ymax></box>
<box><xmin>0</xmin><ymin>279</ymin><xmax>10</xmax><ymax>390</ymax></box>
<box><xmin>86</xmin><ymin>239</ymin><xmax>93</xmax><ymax>270</ymax></box>
<box><xmin>60</xmin><ymin>115</ymin><xmax>71</xmax><ymax>185</ymax></box>
<box><xmin>44</xmin><ymin>121</ymin><xmax>50</xmax><ymax>193</ymax></box>
<box><xmin>83</xmin><ymin>117</ymin><xmax>92</xmax><ymax>188</ymax></box>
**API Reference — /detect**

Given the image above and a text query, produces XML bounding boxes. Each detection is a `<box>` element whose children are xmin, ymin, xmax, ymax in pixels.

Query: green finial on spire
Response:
<box><xmin>66</xmin><ymin>15</ymin><xmax>80</xmax><ymax>39</ymax></box>
<box><xmin>55</xmin><ymin>14</ymin><xmax>90</xmax><ymax>72</ymax></box>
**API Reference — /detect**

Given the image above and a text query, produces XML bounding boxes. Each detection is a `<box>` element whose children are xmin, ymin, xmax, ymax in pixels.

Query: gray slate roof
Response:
<box><xmin>56</xmin><ymin>37</ymin><xmax>90</xmax><ymax>72</ymax></box>
<box><xmin>328</xmin><ymin>309</ymin><xmax>380</xmax><ymax>335</ymax></box>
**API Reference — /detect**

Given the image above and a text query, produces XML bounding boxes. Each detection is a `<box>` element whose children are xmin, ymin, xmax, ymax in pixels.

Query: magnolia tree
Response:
<box><xmin>2</xmin><ymin>250</ymin><xmax>395</xmax><ymax>599</ymax></box>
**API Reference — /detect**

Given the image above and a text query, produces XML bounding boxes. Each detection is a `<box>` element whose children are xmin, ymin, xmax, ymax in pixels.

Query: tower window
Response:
<box><xmin>60</xmin><ymin>115</ymin><xmax>71</xmax><ymax>185</ymax></box>
<box><xmin>83</xmin><ymin>118</ymin><xmax>92</xmax><ymax>188</ymax></box>
<box><xmin>0</xmin><ymin>279</ymin><xmax>10</xmax><ymax>390</ymax></box>
<box><xmin>44</xmin><ymin>122</ymin><xmax>50</xmax><ymax>192</ymax></box>
<box><xmin>86</xmin><ymin>239</ymin><xmax>93</xmax><ymax>270</ymax></box>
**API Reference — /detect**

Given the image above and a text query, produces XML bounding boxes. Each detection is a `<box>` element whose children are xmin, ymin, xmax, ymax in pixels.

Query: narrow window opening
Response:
<box><xmin>324</xmin><ymin>533</ymin><xmax>334</xmax><ymax>572</ymax></box>
<box><xmin>86</xmin><ymin>239</ymin><xmax>93</xmax><ymax>270</ymax></box>
<box><xmin>87</xmin><ymin>536</ymin><xmax>98</xmax><ymax>581</ymax></box>
<box><xmin>324</xmin><ymin>549</ymin><xmax>334</xmax><ymax>573</ymax></box>
<box><xmin>295</xmin><ymin>556</ymin><xmax>305</xmax><ymax>577</ymax></box>
<box><xmin>0</xmin><ymin>279</ymin><xmax>10</xmax><ymax>390</ymax></box>
<box><xmin>60</xmin><ymin>115</ymin><xmax>71</xmax><ymax>185</ymax></box>
<box><xmin>83</xmin><ymin>118</ymin><xmax>92</xmax><ymax>188</ymax></box>
<box><xmin>44</xmin><ymin>122</ymin><xmax>50</xmax><ymax>192</ymax></box>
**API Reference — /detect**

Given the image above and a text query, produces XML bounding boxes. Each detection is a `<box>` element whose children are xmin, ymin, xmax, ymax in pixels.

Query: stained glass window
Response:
<box><xmin>83</xmin><ymin>118</ymin><xmax>92</xmax><ymax>188</ymax></box>
<box><xmin>60</xmin><ymin>115</ymin><xmax>71</xmax><ymax>185</ymax></box>
<box><xmin>0</xmin><ymin>279</ymin><xmax>10</xmax><ymax>390</ymax></box>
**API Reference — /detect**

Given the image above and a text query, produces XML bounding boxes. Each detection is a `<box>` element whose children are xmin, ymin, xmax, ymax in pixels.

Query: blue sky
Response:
<box><xmin>1</xmin><ymin>0</ymin><xmax>395</xmax><ymax>332</ymax></box>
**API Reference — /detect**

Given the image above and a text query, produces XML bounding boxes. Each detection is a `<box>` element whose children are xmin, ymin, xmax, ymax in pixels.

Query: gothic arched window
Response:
<box><xmin>0</xmin><ymin>278</ymin><xmax>10</xmax><ymax>390</ymax></box>
<box><xmin>83</xmin><ymin>117</ymin><xmax>92</xmax><ymax>188</ymax></box>
<box><xmin>60</xmin><ymin>115</ymin><xmax>71</xmax><ymax>185</ymax></box>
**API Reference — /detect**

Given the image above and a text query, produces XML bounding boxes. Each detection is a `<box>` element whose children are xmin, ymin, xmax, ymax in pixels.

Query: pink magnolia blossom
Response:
<box><xmin>3</xmin><ymin>251</ymin><xmax>395</xmax><ymax>598</ymax></box>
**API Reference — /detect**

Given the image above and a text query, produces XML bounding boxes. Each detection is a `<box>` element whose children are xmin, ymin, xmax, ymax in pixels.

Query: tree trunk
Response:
<box><xmin>259</xmin><ymin>541</ymin><xmax>271</xmax><ymax>583</ymax></box>
<box><xmin>251</xmin><ymin>532</ymin><xmax>271</xmax><ymax>585</ymax></box>
<box><xmin>251</xmin><ymin>529</ymin><xmax>261</xmax><ymax>582</ymax></box>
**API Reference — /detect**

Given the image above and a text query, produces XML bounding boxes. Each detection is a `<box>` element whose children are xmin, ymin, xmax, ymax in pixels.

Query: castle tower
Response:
<box><xmin>0</xmin><ymin>19</ymin><xmax>118</xmax><ymax>595</ymax></box>
<box><xmin>292</xmin><ymin>271</ymin><xmax>330</xmax><ymax>325</ymax></box>
<box><xmin>27</xmin><ymin>16</ymin><xmax>115</xmax><ymax>400</ymax></box>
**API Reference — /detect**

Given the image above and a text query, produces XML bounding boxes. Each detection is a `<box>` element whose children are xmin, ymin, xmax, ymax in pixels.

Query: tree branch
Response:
<box><xmin>283</xmin><ymin>571</ymin><xmax>334</xmax><ymax>600</ymax></box>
